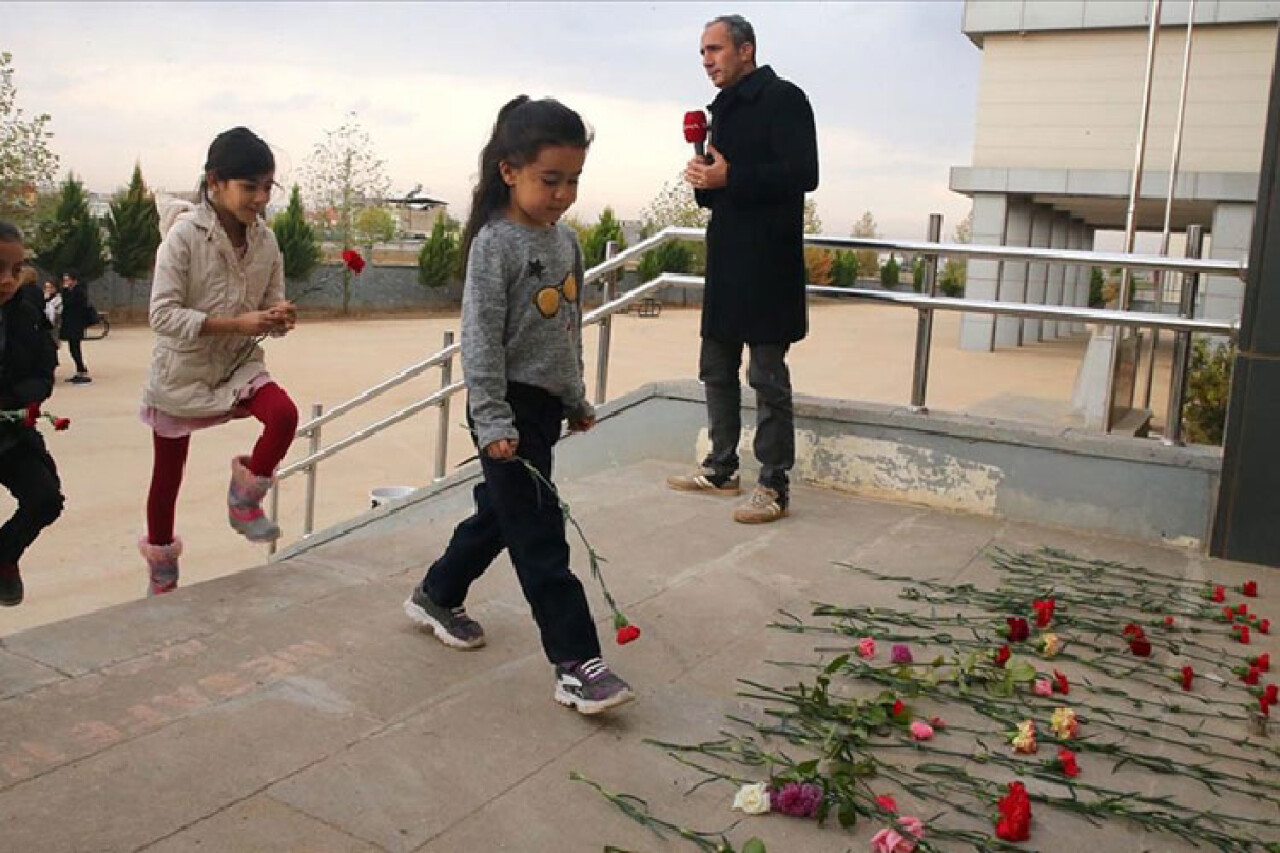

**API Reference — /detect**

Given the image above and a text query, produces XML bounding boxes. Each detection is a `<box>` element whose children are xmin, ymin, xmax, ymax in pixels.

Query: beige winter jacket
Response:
<box><xmin>143</xmin><ymin>200</ymin><xmax>285</xmax><ymax>417</ymax></box>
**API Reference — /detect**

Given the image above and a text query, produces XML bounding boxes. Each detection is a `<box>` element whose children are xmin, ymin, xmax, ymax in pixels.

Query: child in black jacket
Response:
<box><xmin>0</xmin><ymin>222</ymin><xmax>65</xmax><ymax>605</ymax></box>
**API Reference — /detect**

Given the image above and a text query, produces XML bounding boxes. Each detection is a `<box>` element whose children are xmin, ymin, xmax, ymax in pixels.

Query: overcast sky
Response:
<box><xmin>8</xmin><ymin>1</ymin><xmax>981</xmax><ymax>239</ymax></box>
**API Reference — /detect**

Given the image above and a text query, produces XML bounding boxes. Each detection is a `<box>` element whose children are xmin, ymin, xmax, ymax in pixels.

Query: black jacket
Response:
<box><xmin>0</xmin><ymin>287</ymin><xmax>57</xmax><ymax>455</ymax></box>
<box><xmin>58</xmin><ymin>282</ymin><xmax>91</xmax><ymax>341</ymax></box>
<box><xmin>695</xmin><ymin>66</ymin><xmax>819</xmax><ymax>344</ymax></box>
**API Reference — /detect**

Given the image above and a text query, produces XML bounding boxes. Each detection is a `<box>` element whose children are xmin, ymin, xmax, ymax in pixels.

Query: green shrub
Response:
<box><xmin>1182</xmin><ymin>337</ymin><xmax>1234</xmax><ymax>445</ymax></box>
<box><xmin>879</xmin><ymin>255</ymin><xmax>900</xmax><ymax>289</ymax></box>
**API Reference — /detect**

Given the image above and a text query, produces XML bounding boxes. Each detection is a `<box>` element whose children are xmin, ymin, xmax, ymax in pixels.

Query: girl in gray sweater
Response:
<box><xmin>404</xmin><ymin>97</ymin><xmax>633</xmax><ymax>715</ymax></box>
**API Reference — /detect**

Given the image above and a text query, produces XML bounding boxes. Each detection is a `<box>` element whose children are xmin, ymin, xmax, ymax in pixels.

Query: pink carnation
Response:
<box><xmin>909</xmin><ymin>721</ymin><xmax>934</xmax><ymax>741</ymax></box>
<box><xmin>857</xmin><ymin>637</ymin><xmax>877</xmax><ymax>659</ymax></box>
<box><xmin>871</xmin><ymin>815</ymin><xmax>925</xmax><ymax>853</ymax></box>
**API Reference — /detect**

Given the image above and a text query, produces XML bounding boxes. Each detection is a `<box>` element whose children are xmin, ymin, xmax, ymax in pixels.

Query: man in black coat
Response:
<box><xmin>0</xmin><ymin>223</ymin><xmax>65</xmax><ymax>605</ymax></box>
<box><xmin>667</xmin><ymin>13</ymin><xmax>818</xmax><ymax>524</ymax></box>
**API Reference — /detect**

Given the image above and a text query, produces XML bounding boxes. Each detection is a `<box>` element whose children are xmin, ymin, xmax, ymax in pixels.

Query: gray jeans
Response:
<box><xmin>698</xmin><ymin>337</ymin><xmax>794</xmax><ymax>493</ymax></box>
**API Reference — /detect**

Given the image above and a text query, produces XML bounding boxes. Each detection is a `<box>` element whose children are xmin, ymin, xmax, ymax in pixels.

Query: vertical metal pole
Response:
<box><xmin>303</xmin><ymin>403</ymin><xmax>322</xmax><ymax>536</ymax></box>
<box><xmin>594</xmin><ymin>240</ymin><xmax>618</xmax><ymax>405</ymax></box>
<box><xmin>1163</xmin><ymin>224</ymin><xmax>1203</xmax><ymax>446</ymax></box>
<box><xmin>434</xmin><ymin>330</ymin><xmax>454</xmax><ymax>480</ymax></box>
<box><xmin>267</xmin><ymin>483</ymin><xmax>280</xmax><ymax>557</ymax></box>
<box><xmin>910</xmin><ymin>214</ymin><xmax>943</xmax><ymax>412</ymax></box>
<box><xmin>1142</xmin><ymin>0</ymin><xmax>1196</xmax><ymax>409</ymax></box>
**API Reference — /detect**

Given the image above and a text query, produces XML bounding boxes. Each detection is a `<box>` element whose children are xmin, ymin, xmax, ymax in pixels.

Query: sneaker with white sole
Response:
<box><xmin>733</xmin><ymin>484</ymin><xmax>789</xmax><ymax>524</ymax></box>
<box><xmin>403</xmin><ymin>584</ymin><xmax>486</xmax><ymax>649</ymax></box>
<box><xmin>666</xmin><ymin>467</ymin><xmax>740</xmax><ymax>496</ymax></box>
<box><xmin>554</xmin><ymin>657</ymin><xmax>634</xmax><ymax>714</ymax></box>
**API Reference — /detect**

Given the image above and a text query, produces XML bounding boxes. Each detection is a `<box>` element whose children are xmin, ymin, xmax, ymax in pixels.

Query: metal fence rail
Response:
<box><xmin>267</xmin><ymin>222</ymin><xmax>1245</xmax><ymax>554</ymax></box>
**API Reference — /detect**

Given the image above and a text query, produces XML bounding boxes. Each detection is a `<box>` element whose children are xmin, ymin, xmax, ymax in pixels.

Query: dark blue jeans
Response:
<box><xmin>422</xmin><ymin>382</ymin><xmax>601</xmax><ymax>665</ymax></box>
<box><xmin>0</xmin><ymin>432</ymin><xmax>64</xmax><ymax>566</ymax></box>
<box><xmin>698</xmin><ymin>337</ymin><xmax>795</xmax><ymax>494</ymax></box>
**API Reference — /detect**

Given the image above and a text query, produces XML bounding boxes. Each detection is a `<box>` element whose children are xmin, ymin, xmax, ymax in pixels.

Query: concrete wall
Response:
<box><xmin>290</xmin><ymin>380</ymin><xmax>1224</xmax><ymax>560</ymax></box>
<box><xmin>972</xmin><ymin>23</ymin><xmax>1277</xmax><ymax>174</ymax></box>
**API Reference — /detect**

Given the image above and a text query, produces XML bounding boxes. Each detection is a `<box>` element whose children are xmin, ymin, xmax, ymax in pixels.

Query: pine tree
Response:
<box><xmin>582</xmin><ymin>206</ymin><xmax>626</xmax><ymax>268</ymax></box>
<box><xmin>271</xmin><ymin>185</ymin><xmax>321</xmax><ymax>287</ymax></box>
<box><xmin>417</xmin><ymin>215</ymin><xmax>459</xmax><ymax>289</ymax></box>
<box><xmin>107</xmin><ymin>163</ymin><xmax>160</xmax><ymax>281</ymax></box>
<box><xmin>34</xmin><ymin>174</ymin><xmax>105</xmax><ymax>281</ymax></box>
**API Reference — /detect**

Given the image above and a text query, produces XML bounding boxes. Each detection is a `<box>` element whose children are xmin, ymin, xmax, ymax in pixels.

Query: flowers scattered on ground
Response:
<box><xmin>732</xmin><ymin>782</ymin><xmax>771</xmax><ymax>815</ymax></box>
<box><xmin>1010</xmin><ymin>719</ymin><xmax>1038</xmax><ymax>753</ymax></box>
<box><xmin>1050</xmin><ymin>707</ymin><xmax>1079</xmax><ymax>739</ymax></box>
<box><xmin>1033</xmin><ymin>677</ymin><xmax>1052</xmax><ymax>697</ymax></box>
<box><xmin>993</xmin><ymin>644</ymin><xmax>1011</xmax><ymax>667</ymax></box>
<box><xmin>1052</xmin><ymin>669</ymin><xmax>1069</xmax><ymax>694</ymax></box>
<box><xmin>615</xmin><ymin>623</ymin><xmax>641</xmax><ymax>644</ymax></box>
<box><xmin>1052</xmin><ymin>746</ymin><xmax>1081</xmax><ymax>778</ymax></box>
<box><xmin>1180</xmin><ymin>665</ymin><xmax>1194</xmax><ymax>691</ymax></box>
<box><xmin>870</xmin><ymin>816</ymin><xmax>925</xmax><ymax>853</ymax></box>
<box><xmin>1033</xmin><ymin>598</ymin><xmax>1055</xmax><ymax>627</ymax></box>
<box><xmin>890</xmin><ymin>644</ymin><xmax>913</xmax><ymax>664</ymax></box>
<box><xmin>770</xmin><ymin>782</ymin><xmax>822</xmax><ymax>818</ymax></box>
<box><xmin>995</xmin><ymin>781</ymin><xmax>1032</xmax><ymax>842</ymax></box>
<box><xmin>909</xmin><ymin>720</ymin><xmax>934</xmax><ymax>741</ymax></box>
<box><xmin>1006</xmin><ymin>617</ymin><xmax>1030</xmax><ymax>642</ymax></box>
<box><xmin>857</xmin><ymin>637</ymin><xmax>877</xmax><ymax>659</ymax></box>
<box><xmin>1037</xmin><ymin>632</ymin><xmax>1061</xmax><ymax>658</ymax></box>
<box><xmin>875</xmin><ymin>794</ymin><xmax>898</xmax><ymax>813</ymax></box>
<box><xmin>1242</xmin><ymin>580</ymin><xmax>1258</xmax><ymax>597</ymax></box>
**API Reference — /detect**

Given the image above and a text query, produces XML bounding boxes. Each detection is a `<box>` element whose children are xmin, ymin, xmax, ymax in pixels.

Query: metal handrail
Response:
<box><xmin>269</xmin><ymin>222</ymin><xmax>1243</xmax><ymax>553</ymax></box>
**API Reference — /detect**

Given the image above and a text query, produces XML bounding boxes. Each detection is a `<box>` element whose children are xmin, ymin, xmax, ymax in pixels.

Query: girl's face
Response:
<box><xmin>0</xmin><ymin>240</ymin><xmax>24</xmax><ymax>306</ymax></box>
<box><xmin>501</xmin><ymin>145</ymin><xmax>586</xmax><ymax>228</ymax></box>
<box><xmin>208</xmin><ymin>171</ymin><xmax>274</xmax><ymax>226</ymax></box>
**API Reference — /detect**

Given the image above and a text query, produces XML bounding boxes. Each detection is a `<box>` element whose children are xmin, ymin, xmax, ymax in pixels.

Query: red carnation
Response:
<box><xmin>1223</xmin><ymin>607</ymin><xmax>1236</xmax><ymax>623</ymax></box>
<box><xmin>1237</xmin><ymin>603</ymin><xmax>1249</xmax><ymax>616</ymax></box>
<box><xmin>1212</xmin><ymin>585</ymin><xmax>1226</xmax><ymax>602</ymax></box>
<box><xmin>1242</xmin><ymin>580</ymin><xmax>1258</xmax><ymax>597</ymax></box>
<box><xmin>1244</xmin><ymin>666</ymin><xmax>1261</xmax><ymax>685</ymax></box>
<box><xmin>1056</xmin><ymin>747</ymin><xmax>1080</xmax><ymax>778</ymax></box>
<box><xmin>1253</xmin><ymin>653</ymin><xmax>1271</xmax><ymax>673</ymax></box>
<box><xmin>22</xmin><ymin>403</ymin><xmax>39</xmax><ymax>428</ymax></box>
<box><xmin>53</xmin><ymin>417</ymin><xmax>70</xmax><ymax>431</ymax></box>
<box><xmin>1237</xmin><ymin>625</ymin><xmax>1252</xmax><ymax>645</ymax></box>
<box><xmin>1006</xmin><ymin>617</ymin><xmax>1030</xmax><ymax>642</ymax></box>
<box><xmin>1266</xmin><ymin>684</ymin><xmax>1279</xmax><ymax>704</ymax></box>
<box><xmin>1129</xmin><ymin>637</ymin><xmax>1152</xmax><ymax>657</ymax></box>
<box><xmin>891</xmin><ymin>699</ymin><xmax>906</xmax><ymax>718</ymax></box>
<box><xmin>1033</xmin><ymin>599</ymin><xmax>1055</xmax><ymax>628</ymax></box>
<box><xmin>1123</xmin><ymin>623</ymin><xmax>1146</xmax><ymax>640</ymax></box>
<box><xmin>341</xmin><ymin>248</ymin><xmax>366</xmax><ymax>274</ymax></box>
<box><xmin>1261</xmin><ymin>696</ymin><xmax>1271</xmax><ymax>717</ymax></box>
<box><xmin>995</xmin><ymin>781</ymin><xmax>1031</xmax><ymax>842</ymax></box>
<box><xmin>1164</xmin><ymin>616</ymin><xmax>1175</xmax><ymax>628</ymax></box>
<box><xmin>875</xmin><ymin>794</ymin><xmax>898</xmax><ymax>813</ymax></box>
<box><xmin>1052</xmin><ymin>669</ymin><xmax>1069</xmax><ymax>695</ymax></box>
<box><xmin>1261</xmin><ymin>619</ymin><xmax>1271</xmax><ymax>635</ymax></box>
<box><xmin>994</xmin><ymin>645</ymin><xmax>1011</xmax><ymax>668</ymax></box>
<box><xmin>1181</xmin><ymin>665</ymin><xmax>1194</xmax><ymax>691</ymax></box>
<box><xmin>615</xmin><ymin>624</ymin><xmax>641</xmax><ymax>645</ymax></box>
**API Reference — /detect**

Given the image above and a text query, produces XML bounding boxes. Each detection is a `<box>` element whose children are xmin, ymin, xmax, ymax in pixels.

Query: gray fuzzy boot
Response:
<box><xmin>228</xmin><ymin>456</ymin><xmax>282</xmax><ymax>543</ymax></box>
<box><xmin>139</xmin><ymin>536</ymin><xmax>182</xmax><ymax>597</ymax></box>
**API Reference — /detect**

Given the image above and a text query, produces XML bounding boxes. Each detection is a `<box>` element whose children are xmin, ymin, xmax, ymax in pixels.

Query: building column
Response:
<box><xmin>960</xmin><ymin>193</ymin><xmax>1008</xmax><ymax>351</ymax></box>
<box><xmin>1201</xmin><ymin>202</ymin><xmax>1255</xmax><ymax>321</ymax></box>
<box><xmin>1043</xmin><ymin>213</ymin><xmax>1071</xmax><ymax>339</ymax></box>
<box><xmin>1023</xmin><ymin>206</ymin><xmax>1054</xmax><ymax>342</ymax></box>
<box><xmin>1077</xmin><ymin>226</ymin><xmax>1097</xmax><ymax>333</ymax></box>
<box><xmin>994</xmin><ymin>199</ymin><xmax>1033</xmax><ymax>348</ymax></box>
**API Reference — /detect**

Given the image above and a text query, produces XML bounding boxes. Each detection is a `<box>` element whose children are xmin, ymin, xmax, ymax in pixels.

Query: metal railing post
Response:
<box><xmin>910</xmin><ymin>214</ymin><xmax>944</xmax><ymax>412</ymax></box>
<box><xmin>594</xmin><ymin>240</ymin><xmax>619</xmax><ymax>404</ymax></box>
<box><xmin>1163</xmin><ymin>224</ymin><xmax>1204</xmax><ymax>446</ymax></box>
<box><xmin>303</xmin><ymin>403</ymin><xmax>322</xmax><ymax>536</ymax></box>
<box><xmin>434</xmin><ymin>330</ymin><xmax>454</xmax><ymax>480</ymax></box>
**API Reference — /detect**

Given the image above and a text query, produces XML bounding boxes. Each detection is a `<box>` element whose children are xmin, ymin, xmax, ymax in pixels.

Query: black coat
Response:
<box><xmin>0</xmin><ymin>287</ymin><xmax>57</xmax><ymax>456</ymax></box>
<box><xmin>695</xmin><ymin>66</ymin><xmax>819</xmax><ymax>344</ymax></box>
<box><xmin>58</xmin><ymin>282</ymin><xmax>91</xmax><ymax>342</ymax></box>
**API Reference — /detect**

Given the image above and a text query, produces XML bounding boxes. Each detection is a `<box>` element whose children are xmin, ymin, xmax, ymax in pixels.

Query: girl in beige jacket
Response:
<box><xmin>139</xmin><ymin>127</ymin><xmax>298</xmax><ymax>595</ymax></box>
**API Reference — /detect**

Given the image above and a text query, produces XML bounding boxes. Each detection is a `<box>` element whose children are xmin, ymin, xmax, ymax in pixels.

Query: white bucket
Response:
<box><xmin>370</xmin><ymin>486</ymin><xmax>416</xmax><ymax>509</ymax></box>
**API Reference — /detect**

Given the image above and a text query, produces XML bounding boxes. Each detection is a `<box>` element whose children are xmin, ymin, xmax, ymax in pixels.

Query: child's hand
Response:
<box><xmin>237</xmin><ymin>310</ymin><xmax>283</xmax><ymax>335</ymax></box>
<box><xmin>485</xmin><ymin>438</ymin><xmax>518</xmax><ymax>460</ymax></box>
<box><xmin>266</xmin><ymin>301</ymin><xmax>297</xmax><ymax>335</ymax></box>
<box><xmin>568</xmin><ymin>415</ymin><xmax>596</xmax><ymax>433</ymax></box>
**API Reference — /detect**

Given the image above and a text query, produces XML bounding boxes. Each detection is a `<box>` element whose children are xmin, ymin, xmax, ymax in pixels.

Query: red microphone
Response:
<box><xmin>683</xmin><ymin>110</ymin><xmax>710</xmax><ymax>162</ymax></box>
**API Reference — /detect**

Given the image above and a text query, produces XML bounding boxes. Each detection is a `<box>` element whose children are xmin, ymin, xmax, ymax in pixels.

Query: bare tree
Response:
<box><xmin>0</xmin><ymin>52</ymin><xmax>59</xmax><ymax>228</ymax></box>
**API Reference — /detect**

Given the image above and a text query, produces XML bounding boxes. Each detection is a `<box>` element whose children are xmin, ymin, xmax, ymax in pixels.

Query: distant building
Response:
<box><xmin>385</xmin><ymin>187</ymin><xmax>448</xmax><ymax>238</ymax></box>
<box><xmin>951</xmin><ymin>0</ymin><xmax>1280</xmax><ymax>351</ymax></box>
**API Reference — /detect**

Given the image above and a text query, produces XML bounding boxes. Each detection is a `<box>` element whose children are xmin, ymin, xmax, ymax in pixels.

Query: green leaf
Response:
<box><xmin>1007</xmin><ymin>660</ymin><xmax>1037</xmax><ymax>683</ymax></box>
<box><xmin>742</xmin><ymin>838</ymin><xmax>767</xmax><ymax>853</ymax></box>
<box><xmin>825</xmin><ymin>654</ymin><xmax>850</xmax><ymax>674</ymax></box>
<box><xmin>837</xmin><ymin>802</ymin><xmax>858</xmax><ymax>828</ymax></box>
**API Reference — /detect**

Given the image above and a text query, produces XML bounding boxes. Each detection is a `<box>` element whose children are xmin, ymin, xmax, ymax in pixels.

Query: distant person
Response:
<box><xmin>58</xmin><ymin>269</ymin><xmax>93</xmax><ymax>384</ymax></box>
<box><xmin>0</xmin><ymin>222</ymin><xmax>66</xmax><ymax>606</ymax></box>
<box><xmin>403</xmin><ymin>96</ymin><xmax>633</xmax><ymax>715</ymax></box>
<box><xmin>667</xmin><ymin>14</ymin><xmax>818</xmax><ymax>524</ymax></box>
<box><xmin>41</xmin><ymin>278</ymin><xmax>63</xmax><ymax>354</ymax></box>
<box><xmin>139</xmin><ymin>127</ymin><xmax>298</xmax><ymax>595</ymax></box>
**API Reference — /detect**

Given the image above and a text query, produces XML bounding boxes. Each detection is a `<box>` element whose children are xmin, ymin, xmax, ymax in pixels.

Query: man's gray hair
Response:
<box><xmin>708</xmin><ymin>14</ymin><xmax>756</xmax><ymax>51</ymax></box>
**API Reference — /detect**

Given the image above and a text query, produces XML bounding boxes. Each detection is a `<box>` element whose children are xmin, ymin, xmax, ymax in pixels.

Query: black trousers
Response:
<box><xmin>698</xmin><ymin>336</ymin><xmax>795</xmax><ymax>493</ymax></box>
<box><xmin>67</xmin><ymin>338</ymin><xmax>87</xmax><ymax>374</ymax></box>
<box><xmin>421</xmin><ymin>382</ymin><xmax>601</xmax><ymax>665</ymax></box>
<box><xmin>0</xmin><ymin>434</ymin><xmax>64</xmax><ymax>566</ymax></box>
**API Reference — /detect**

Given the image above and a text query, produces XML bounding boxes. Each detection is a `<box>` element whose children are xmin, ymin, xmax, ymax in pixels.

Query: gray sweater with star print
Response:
<box><xmin>462</xmin><ymin>218</ymin><xmax>594</xmax><ymax>449</ymax></box>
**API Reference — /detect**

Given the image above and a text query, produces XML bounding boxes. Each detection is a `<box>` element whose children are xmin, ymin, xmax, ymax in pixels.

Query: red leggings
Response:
<box><xmin>146</xmin><ymin>382</ymin><xmax>298</xmax><ymax>546</ymax></box>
